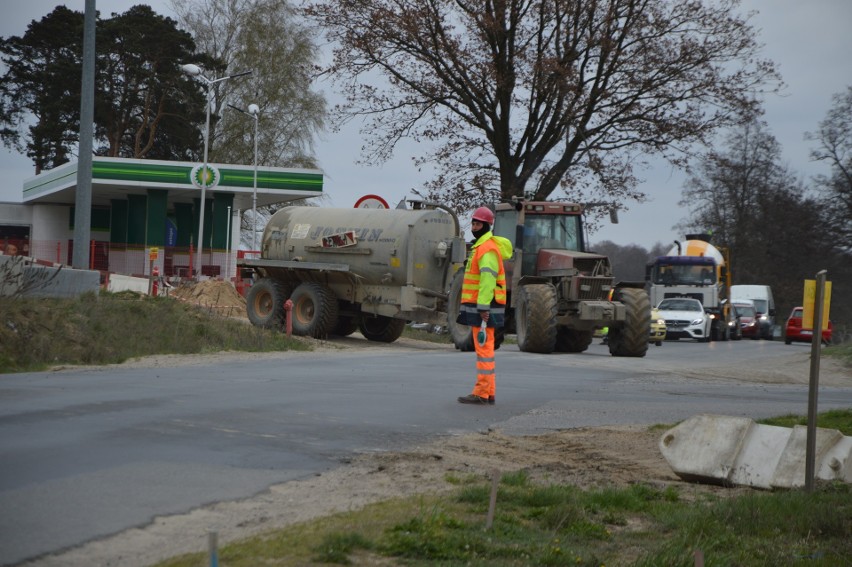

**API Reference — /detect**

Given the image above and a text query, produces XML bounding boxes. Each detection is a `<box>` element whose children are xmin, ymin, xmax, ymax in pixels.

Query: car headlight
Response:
<box><xmin>691</xmin><ymin>318</ymin><xmax>704</xmax><ymax>325</ymax></box>
<box><xmin>656</xmin><ymin>318</ymin><xmax>665</xmax><ymax>325</ymax></box>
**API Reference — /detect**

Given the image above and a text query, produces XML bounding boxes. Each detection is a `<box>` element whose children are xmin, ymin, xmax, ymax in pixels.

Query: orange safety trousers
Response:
<box><xmin>470</xmin><ymin>326</ymin><xmax>496</xmax><ymax>399</ymax></box>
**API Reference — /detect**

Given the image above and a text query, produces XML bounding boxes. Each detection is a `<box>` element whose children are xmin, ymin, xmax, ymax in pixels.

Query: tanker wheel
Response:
<box><xmin>608</xmin><ymin>287</ymin><xmax>649</xmax><ymax>358</ymax></box>
<box><xmin>332</xmin><ymin>314</ymin><xmax>359</xmax><ymax>337</ymax></box>
<box><xmin>359</xmin><ymin>315</ymin><xmax>406</xmax><ymax>343</ymax></box>
<box><xmin>446</xmin><ymin>269</ymin><xmax>475</xmax><ymax>351</ymax></box>
<box><xmin>289</xmin><ymin>282</ymin><xmax>339</xmax><ymax>338</ymax></box>
<box><xmin>555</xmin><ymin>328</ymin><xmax>593</xmax><ymax>353</ymax></box>
<box><xmin>516</xmin><ymin>284</ymin><xmax>557</xmax><ymax>354</ymax></box>
<box><xmin>246</xmin><ymin>278</ymin><xmax>290</xmax><ymax>329</ymax></box>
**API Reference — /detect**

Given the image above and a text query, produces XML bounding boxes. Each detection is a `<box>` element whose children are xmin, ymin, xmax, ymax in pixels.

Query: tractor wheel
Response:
<box><xmin>332</xmin><ymin>314</ymin><xmax>359</xmax><ymax>337</ymax></box>
<box><xmin>359</xmin><ymin>315</ymin><xmax>406</xmax><ymax>343</ymax></box>
<box><xmin>555</xmin><ymin>328</ymin><xmax>593</xmax><ymax>353</ymax></box>
<box><xmin>246</xmin><ymin>278</ymin><xmax>290</xmax><ymax>329</ymax></box>
<box><xmin>516</xmin><ymin>284</ymin><xmax>558</xmax><ymax>353</ymax></box>
<box><xmin>608</xmin><ymin>287</ymin><xmax>650</xmax><ymax>358</ymax></box>
<box><xmin>289</xmin><ymin>282</ymin><xmax>338</xmax><ymax>338</ymax></box>
<box><xmin>446</xmin><ymin>269</ymin><xmax>475</xmax><ymax>351</ymax></box>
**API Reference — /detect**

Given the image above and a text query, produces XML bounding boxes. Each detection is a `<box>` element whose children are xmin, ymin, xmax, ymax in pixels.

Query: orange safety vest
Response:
<box><xmin>461</xmin><ymin>238</ymin><xmax>507</xmax><ymax>307</ymax></box>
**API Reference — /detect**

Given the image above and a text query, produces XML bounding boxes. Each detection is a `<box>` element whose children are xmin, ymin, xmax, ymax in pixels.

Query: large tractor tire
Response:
<box><xmin>289</xmin><ymin>282</ymin><xmax>339</xmax><ymax>338</ymax></box>
<box><xmin>359</xmin><ymin>315</ymin><xmax>406</xmax><ymax>343</ymax></box>
<box><xmin>332</xmin><ymin>314</ymin><xmax>359</xmax><ymax>337</ymax></box>
<box><xmin>246</xmin><ymin>278</ymin><xmax>290</xmax><ymax>329</ymax></box>
<box><xmin>516</xmin><ymin>284</ymin><xmax>558</xmax><ymax>353</ymax></box>
<box><xmin>555</xmin><ymin>328</ymin><xmax>593</xmax><ymax>353</ymax></box>
<box><xmin>608</xmin><ymin>287</ymin><xmax>650</xmax><ymax>358</ymax></box>
<box><xmin>447</xmin><ymin>269</ymin><xmax>475</xmax><ymax>351</ymax></box>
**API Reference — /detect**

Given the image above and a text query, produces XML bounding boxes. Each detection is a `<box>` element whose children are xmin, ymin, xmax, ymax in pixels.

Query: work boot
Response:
<box><xmin>488</xmin><ymin>395</ymin><xmax>495</xmax><ymax>405</ymax></box>
<box><xmin>457</xmin><ymin>394</ymin><xmax>488</xmax><ymax>405</ymax></box>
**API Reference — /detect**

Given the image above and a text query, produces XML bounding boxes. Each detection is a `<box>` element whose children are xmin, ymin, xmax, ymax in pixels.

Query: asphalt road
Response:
<box><xmin>1</xmin><ymin>337</ymin><xmax>850</xmax><ymax>565</ymax></box>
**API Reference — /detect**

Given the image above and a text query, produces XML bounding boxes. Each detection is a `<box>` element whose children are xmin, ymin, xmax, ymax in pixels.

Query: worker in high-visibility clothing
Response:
<box><xmin>456</xmin><ymin>206</ymin><xmax>513</xmax><ymax>405</ymax></box>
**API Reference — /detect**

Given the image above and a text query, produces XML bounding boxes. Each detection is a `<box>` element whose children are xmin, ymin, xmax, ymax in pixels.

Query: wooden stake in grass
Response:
<box><xmin>486</xmin><ymin>468</ymin><xmax>499</xmax><ymax>529</ymax></box>
<box><xmin>209</xmin><ymin>531</ymin><xmax>219</xmax><ymax>567</ymax></box>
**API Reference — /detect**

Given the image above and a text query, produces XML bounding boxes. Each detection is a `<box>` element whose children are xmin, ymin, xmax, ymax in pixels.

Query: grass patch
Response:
<box><xmin>152</xmin><ymin>414</ymin><xmax>852</xmax><ymax>566</ymax></box>
<box><xmin>153</xmin><ymin>462</ymin><xmax>851</xmax><ymax>567</ymax></box>
<box><xmin>825</xmin><ymin>342</ymin><xmax>852</xmax><ymax>368</ymax></box>
<box><xmin>0</xmin><ymin>292</ymin><xmax>309</xmax><ymax>373</ymax></box>
<box><xmin>758</xmin><ymin>408</ymin><xmax>852</xmax><ymax>433</ymax></box>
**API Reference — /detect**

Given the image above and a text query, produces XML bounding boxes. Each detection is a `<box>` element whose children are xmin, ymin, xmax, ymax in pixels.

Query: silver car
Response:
<box><xmin>656</xmin><ymin>298</ymin><xmax>712</xmax><ymax>342</ymax></box>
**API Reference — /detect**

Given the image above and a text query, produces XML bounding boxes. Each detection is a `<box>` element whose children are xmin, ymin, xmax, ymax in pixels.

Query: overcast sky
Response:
<box><xmin>1</xmin><ymin>0</ymin><xmax>850</xmax><ymax>249</ymax></box>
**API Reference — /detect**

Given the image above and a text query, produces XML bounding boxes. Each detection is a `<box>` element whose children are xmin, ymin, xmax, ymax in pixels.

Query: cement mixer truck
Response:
<box><xmin>645</xmin><ymin>235</ymin><xmax>736</xmax><ymax>341</ymax></box>
<box><xmin>237</xmin><ymin>202</ymin><xmax>467</xmax><ymax>342</ymax></box>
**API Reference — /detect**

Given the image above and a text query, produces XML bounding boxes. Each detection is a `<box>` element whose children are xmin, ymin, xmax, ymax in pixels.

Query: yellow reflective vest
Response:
<box><xmin>461</xmin><ymin>232</ymin><xmax>512</xmax><ymax>311</ymax></box>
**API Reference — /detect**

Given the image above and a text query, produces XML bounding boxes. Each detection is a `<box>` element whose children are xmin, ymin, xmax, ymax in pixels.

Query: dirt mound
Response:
<box><xmin>170</xmin><ymin>280</ymin><xmax>248</xmax><ymax>318</ymax></box>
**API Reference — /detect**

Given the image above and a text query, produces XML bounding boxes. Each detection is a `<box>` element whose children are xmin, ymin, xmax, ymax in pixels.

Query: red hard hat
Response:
<box><xmin>472</xmin><ymin>206</ymin><xmax>494</xmax><ymax>224</ymax></box>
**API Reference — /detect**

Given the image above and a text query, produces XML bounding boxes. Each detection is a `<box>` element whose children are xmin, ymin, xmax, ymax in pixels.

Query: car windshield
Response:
<box><xmin>658</xmin><ymin>299</ymin><xmax>702</xmax><ymax>312</ymax></box>
<box><xmin>735</xmin><ymin>305</ymin><xmax>756</xmax><ymax>317</ymax></box>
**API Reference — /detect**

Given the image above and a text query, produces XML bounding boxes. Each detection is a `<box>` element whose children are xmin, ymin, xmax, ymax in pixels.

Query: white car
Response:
<box><xmin>656</xmin><ymin>298</ymin><xmax>712</xmax><ymax>342</ymax></box>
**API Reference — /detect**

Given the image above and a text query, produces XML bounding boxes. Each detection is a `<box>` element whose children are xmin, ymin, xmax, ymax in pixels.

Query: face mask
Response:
<box><xmin>472</xmin><ymin>222</ymin><xmax>490</xmax><ymax>240</ymax></box>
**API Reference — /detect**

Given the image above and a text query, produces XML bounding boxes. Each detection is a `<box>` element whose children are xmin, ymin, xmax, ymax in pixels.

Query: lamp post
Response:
<box><xmin>228</xmin><ymin>102</ymin><xmax>260</xmax><ymax>251</ymax></box>
<box><xmin>225</xmin><ymin>205</ymin><xmax>231</xmax><ymax>279</ymax></box>
<box><xmin>181</xmin><ymin>63</ymin><xmax>251</xmax><ymax>278</ymax></box>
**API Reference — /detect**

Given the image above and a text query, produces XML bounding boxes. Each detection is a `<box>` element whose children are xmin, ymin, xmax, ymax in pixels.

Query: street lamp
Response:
<box><xmin>181</xmin><ymin>63</ymin><xmax>251</xmax><ymax>278</ymax></box>
<box><xmin>228</xmin><ymin>102</ymin><xmax>261</xmax><ymax>251</ymax></box>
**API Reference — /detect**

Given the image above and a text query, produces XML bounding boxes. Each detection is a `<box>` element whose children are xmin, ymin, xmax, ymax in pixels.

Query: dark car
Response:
<box><xmin>784</xmin><ymin>307</ymin><xmax>832</xmax><ymax>345</ymax></box>
<box><xmin>733</xmin><ymin>302</ymin><xmax>760</xmax><ymax>340</ymax></box>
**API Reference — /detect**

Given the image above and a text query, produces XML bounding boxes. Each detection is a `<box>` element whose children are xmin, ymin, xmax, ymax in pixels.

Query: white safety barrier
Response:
<box><xmin>659</xmin><ymin>414</ymin><xmax>852</xmax><ymax>489</ymax></box>
<box><xmin>106</xmin><ymin>273</ymin><xmax>150</xmax><ymax>295</ymax></box>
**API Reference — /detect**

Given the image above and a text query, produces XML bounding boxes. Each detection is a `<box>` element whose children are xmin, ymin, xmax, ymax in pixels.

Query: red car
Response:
<box><xmin>733</xmin><ymin>303</ymin><xmax>760</xmax><ymax>339</ymax></box>
<box><xmin>784</xmin><ymin>307</ymin><xmax>832</xmax><ymax>345</ymax></box>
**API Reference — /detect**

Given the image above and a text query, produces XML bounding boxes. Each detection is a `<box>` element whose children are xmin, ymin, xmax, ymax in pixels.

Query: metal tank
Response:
<box><xmin>260</xmin><ymin>205</ymin><xmax>462</xmax><ymax>292</ymax></box>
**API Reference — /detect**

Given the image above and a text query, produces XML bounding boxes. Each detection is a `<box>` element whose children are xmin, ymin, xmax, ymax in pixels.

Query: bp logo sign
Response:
<box><xmin>190</xmin><ymin>164</ymin><xmax>220</xmax><ymax>189</ymax></box>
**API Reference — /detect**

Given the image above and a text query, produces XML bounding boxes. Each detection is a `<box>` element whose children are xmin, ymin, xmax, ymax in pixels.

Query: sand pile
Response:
<box><xmin>170</xmin><ymin>280</ymin><xmax>248</xmax><ymax>318</ymax></box>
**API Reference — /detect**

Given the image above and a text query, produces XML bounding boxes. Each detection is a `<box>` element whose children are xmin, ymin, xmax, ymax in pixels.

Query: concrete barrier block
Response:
<box><xmin>23</xmin><ymin>264</ymin><xmax>100</xmax><ymax>298</ymax></box>
<box><xmin>659</xmin><ymin>414</ymin><xmax>754</xmax><ymax>485</ymax></box>
<box><xmin>0</xmin><ymin>255</ymin><xmax>25</xmax><ymax>296</ymax></box>
<box><xmin>1</xmin><ymin>256</ymin><xmax>100</xmax><ymax>298</ymax></box>
<box><xmin>771</xmin><ymin>426</ymin><xmax>844</xmax><ymax>488</ymax></box>
<box><xmin>816</xmin><ymin>435</ymin><xmax>852</xmax><ymax>483</ymax></box>
<box><xmin>730</xmin><ymin>424</ymin><xmax>791</xmax><ymax>489</ymax></box>
<box><xmin>661</xmin><ymin>415</ymin><xmax>852</xmax><ymax>489</ymax></box>
<box><xmin>107</xmin><ymin>273</ymin><xmax>150</xmax><ymax>295</ymax></box>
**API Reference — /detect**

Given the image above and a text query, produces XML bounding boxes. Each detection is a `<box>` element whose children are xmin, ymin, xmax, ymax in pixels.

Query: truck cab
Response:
<box><xmin>645</xmin><ymin>238</ymin><xmax>735</xmax><ymax>341</ymax></box>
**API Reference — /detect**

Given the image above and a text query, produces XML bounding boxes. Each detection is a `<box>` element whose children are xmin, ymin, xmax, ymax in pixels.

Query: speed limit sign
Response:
<box><xmin>354</xmin><ymin>194</ymin><xmax>390</xmax><ymax>209</ymax></box>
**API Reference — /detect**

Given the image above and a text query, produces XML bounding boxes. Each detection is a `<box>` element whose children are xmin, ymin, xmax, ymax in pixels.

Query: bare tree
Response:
<box><xmin>677</xmin><ymin>120</ymin><xmax>852</xmax><ymax>331</ymax></box>
<box><xmin>678</xmin><ymin>121</ymin><xmax>786</xmax><ymax>242</ymax></box>
<box><xmin>677</xmin><ymin>120</ymin><xmax>802</xmax><ymax>283</ymax></box>
<box><xmin>307</xmin><ymin>0</ymin><xmax>781</xmax><ymax>216</ymax></box>
<box><xmin>807</xmin><ymin>86</ymin><xmax>852</xmax><ymax>251</ymax></box>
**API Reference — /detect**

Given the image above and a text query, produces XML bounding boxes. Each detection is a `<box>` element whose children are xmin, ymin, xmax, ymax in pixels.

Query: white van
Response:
<box><xmin>729</xmin><ymin>285</ymin><xmax>776</xmax><ymax>339</ymax></box>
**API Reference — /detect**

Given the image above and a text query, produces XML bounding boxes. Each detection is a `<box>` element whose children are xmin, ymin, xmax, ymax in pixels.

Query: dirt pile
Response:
<box><xmin>170</xmin><ymin>280</ymin><xmax>248</xmax><ymax>319</ymax></box>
